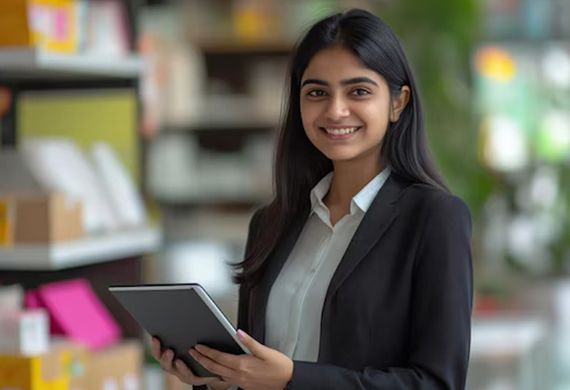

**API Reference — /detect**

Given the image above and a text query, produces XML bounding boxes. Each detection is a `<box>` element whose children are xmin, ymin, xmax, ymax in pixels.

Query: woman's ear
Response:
<box><xmin>390</xmin><ymin>85</ymin><xmax>411</xmax><ymax>122</ymax></box>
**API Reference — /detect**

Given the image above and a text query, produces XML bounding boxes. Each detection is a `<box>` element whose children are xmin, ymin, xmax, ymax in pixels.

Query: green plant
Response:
<box><xmin>379</xmin><ymin>0</ymin><xmax>494</xmax><ymax>217</ymax></box>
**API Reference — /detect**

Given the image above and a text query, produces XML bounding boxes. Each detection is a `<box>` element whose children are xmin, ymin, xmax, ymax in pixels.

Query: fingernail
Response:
<box><xmin>237</xmin><ymin>329</ymin><xmax>246</xmax><ymax>340</ymax></box>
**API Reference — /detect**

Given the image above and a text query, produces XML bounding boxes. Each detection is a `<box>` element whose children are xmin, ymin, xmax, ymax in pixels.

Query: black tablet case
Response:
<box><xmin>109</xmin><ymin>284</ymin><xmax>245</xmax><ymax>377</ymax></box>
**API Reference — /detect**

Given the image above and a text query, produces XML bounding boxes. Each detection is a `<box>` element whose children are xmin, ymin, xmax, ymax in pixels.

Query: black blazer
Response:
<box><xmin>238</xmin><ymin>173</ymin><xmax>473</xmax><ymax>390</ymax></box>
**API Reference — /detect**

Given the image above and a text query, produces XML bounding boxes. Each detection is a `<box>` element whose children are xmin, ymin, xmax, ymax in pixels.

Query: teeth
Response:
<box><xmin>324</xmin><ymin>127</ymin><xmax>359</xmax><ymax>135</ymax></box>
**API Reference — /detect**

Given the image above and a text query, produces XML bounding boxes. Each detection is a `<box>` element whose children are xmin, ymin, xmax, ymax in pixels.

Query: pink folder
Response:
<box><xmin>25</xmin><ymin>278</ymin><xmax>121</xmax><ymax>350</ymax></box>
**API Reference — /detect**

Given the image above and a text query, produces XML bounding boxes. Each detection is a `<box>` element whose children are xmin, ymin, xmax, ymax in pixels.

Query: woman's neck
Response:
<box><xmin>324</xmin><ymin>158</ymin><xmax>384</xmax><ymax>209</ymax></box>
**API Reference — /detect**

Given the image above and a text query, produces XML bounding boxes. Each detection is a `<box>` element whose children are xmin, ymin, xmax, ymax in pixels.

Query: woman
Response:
<box><xmin>152</xmin><ymin>8</ymin><xmax>473</xmax><ymax>390</ymax></box>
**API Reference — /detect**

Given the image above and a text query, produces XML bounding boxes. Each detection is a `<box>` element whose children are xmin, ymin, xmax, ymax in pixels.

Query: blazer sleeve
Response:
<box><xmin>288</xmin><ymin>194</ymin><xmax>473</xmax><ymax>390</ymax></box>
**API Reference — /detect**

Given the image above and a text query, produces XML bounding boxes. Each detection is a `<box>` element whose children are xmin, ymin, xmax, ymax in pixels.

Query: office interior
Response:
<box><xmin>0</xmin><ymin>0</ymin><xmax>569</xmax><ymax>389</ymax></box>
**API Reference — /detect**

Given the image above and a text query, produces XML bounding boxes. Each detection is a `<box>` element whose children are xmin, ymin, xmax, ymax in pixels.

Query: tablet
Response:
<box><xmin>108</xmin><ymin>283</ymin><xmax>250</xmax><ymax>377</ymax></box>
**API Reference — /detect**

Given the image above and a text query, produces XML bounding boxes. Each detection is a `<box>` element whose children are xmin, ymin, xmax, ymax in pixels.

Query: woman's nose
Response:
<box><xmin>325</xmin><ymin>96</ymin><xmax>350</xmax><ymax>120</ymax></box>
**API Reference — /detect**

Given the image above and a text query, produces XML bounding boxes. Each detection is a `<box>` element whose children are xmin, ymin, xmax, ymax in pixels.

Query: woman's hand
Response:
<box><xmin>189</xmin><ymin>329</ymin><xmax>293</xmax><ymax>390</ymax></box>
<box><xmin>150</xmin><ymin>337</ymin><xmax>230</xmax><ymax>388</ymax></box>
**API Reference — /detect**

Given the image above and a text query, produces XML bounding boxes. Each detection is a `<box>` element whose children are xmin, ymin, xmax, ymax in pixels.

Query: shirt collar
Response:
<box><xmin>309</xmin><ymin>167</ymin><xmax>392</xmax><ymax>214</ymax></box>
<box><xmin>310</xmin><ymin>172</ymin><xmax>333</xmax><ymax>211</ymax></box>
<box><xmin>352</xmin><ymin>167</ymin><xmax>391</xmax><ymax>212</ymax></box>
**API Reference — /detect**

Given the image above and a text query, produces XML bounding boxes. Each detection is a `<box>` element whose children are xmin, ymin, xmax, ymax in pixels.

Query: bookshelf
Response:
<box><xmin>0</xmin><ymin>2</ymin><xmax>155</xmax><ymax>338</ymax></box>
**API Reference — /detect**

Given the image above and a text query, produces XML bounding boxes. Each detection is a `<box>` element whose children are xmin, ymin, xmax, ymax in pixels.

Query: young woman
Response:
<box><xmin>152</xmin><ymin>8</ymin><xmax>473</xmax><ymax>390</ymax></box>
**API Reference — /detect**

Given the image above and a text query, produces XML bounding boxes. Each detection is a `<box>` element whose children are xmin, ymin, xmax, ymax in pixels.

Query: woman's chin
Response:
<box><xmin>322</xmin><ymin>151</ymin><xmax>361</xmax><ymax>163</ymax></box>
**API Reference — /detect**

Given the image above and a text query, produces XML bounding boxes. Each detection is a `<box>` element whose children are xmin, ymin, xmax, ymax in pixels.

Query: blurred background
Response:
<box><xmin>0</xmin><ymin>0</ymin><xmax>569</xmax><ymax>389</ymax></box>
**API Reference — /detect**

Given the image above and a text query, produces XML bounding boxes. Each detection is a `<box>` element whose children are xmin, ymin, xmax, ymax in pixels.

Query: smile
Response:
<box><xmin>321</xmin><ymin>126</ymin><xmax>361</xmax><ymax>136</ymax></box>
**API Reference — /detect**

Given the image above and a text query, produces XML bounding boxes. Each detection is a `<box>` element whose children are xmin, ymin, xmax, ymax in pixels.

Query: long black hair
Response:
<box><xmin>234</xmin><ymin>8</ymin><xmax>448</xmax><ymax>285</ymax></box>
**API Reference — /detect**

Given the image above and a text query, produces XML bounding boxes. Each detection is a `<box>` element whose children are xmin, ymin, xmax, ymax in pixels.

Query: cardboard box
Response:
<box><xmin>51</xmin><ymin>339</ymin><xmax>89</xmax><ymax>390</ymax></box>
<box><xmin>0</xmin><ymin>339</ymin><xmax>142</xmax><ymax>390</ymax></box>
<box><xmin>84</xmin><ymin>340</ymin><xmax>143</xmax><ymax>390</ymax></box>
<box><xmin>0</xmin><ymin>348</ymin><xmax>70</xmax><ymax>390</ymax></box>
<box><xmin>0</xmin><ymin>0</ymin><xmax>79</xmax><ymax>53</ymax></box>
<box><xmin>0</xmin><ymin>309</ymin><xmax>50</xmax><ymax>355</ymax></box>
<box><xmin>50</xmin><ymin>339</ymin><xmax>142</xmax><ymax>390</ymax></box>
<box><xmin>12</xmin><ymin>192</ymin><xmax>83</xmax><ymax>244</ymax></box>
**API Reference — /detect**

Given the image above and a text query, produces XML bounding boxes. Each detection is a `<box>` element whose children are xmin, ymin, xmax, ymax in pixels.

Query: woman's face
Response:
<box><xmin>300</xmin><ymin>46</ymin><xmax>408</xmax><ymax>166</ymax></box>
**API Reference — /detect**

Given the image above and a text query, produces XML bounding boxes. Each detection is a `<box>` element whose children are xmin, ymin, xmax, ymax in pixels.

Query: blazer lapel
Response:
<box><xmin>250</xmin><ymin>209</ymin><xmax>309</xmax><ymax>343</ymax></box>
<box><xmin>325</xmin><ymin>174</ymin><xmax>407</xmax><ymax>300</ymax></box>
<box><xmin>250</xmin><ymin>174</ymin><xmax>409</xmax><ymax>343</ymax></box>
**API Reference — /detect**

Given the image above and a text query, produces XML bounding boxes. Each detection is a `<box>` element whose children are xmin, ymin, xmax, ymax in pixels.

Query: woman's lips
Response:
<box><xmin>319</xmin><ymin>126</ymin><xmax>362</xmax><ymax>140</ymax></box>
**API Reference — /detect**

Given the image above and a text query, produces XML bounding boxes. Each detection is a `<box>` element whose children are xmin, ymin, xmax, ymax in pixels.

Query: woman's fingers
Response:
<box><xmin>190</xmin><ymin>348</ymin><xmax>235</xmax><ymax>379</ymax></box>
<box><xmin>194</xmin><ymin>344</ymin><xmax>241</xmax><ymax>368</ymax></box>
<box><xmin>151</xmin><ymin>337</ymin><xmax>174</xmax><ymax>373</ymax></box>
<box><xmin>174</xmin><ymin>359</ymin><xmax>195</xmax><ymax>379</ymax></box>
<box><xmin>150</xmin><ymin>337</ymin><xmax>161</xmax><ymax>360</ymax></box>
<box><xmin>151</xmin><ymin>337</ymin><xmax>222</xmax><ymax>386</ymax></box>
<box><xmin>150</xmin><ymin>337</ymin><xmax>233</xmax><ymax>387</ymax></box>
<box><xmin>151</xmin><ymin>337</ymin><xmax>176</xmax><ymax>374</ymax></box>
<box><xmin>159</xmin><ymin>348</ymin><xmax>176</xmax><ymax>372</ymax></box>
<box><xmin>174</xmin><ymin>359</ymin><xmax>220</xmax><ymax>385</ymax></box>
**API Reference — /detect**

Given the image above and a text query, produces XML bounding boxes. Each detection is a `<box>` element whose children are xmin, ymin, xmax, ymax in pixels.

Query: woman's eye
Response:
<box><xmin>308</xmin><ymin>89</ymin><xmax>327</xmax><ymax>97</ymax></box>
<box><xmin>351</xmin><ymin>88</ymin><xmax>370</xmax><ymax>96</ymax></box>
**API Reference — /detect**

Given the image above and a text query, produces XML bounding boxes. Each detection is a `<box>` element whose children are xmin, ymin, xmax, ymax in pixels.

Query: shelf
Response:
<box><xmin>0</xmin><ymin>226</ymin><xmax>162</xmax><ymax>271</ymax></box>
<box><xmin>0</xmin><ymin>48</ymin><xmax>143</xmax><ymax>79</ymax></box>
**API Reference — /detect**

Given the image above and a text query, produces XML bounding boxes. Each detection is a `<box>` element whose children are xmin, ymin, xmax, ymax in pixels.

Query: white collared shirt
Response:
<box><xmin>265</xmin><ymin>167</ymin><xmax>391</xmax><ymax>362</ymax></box>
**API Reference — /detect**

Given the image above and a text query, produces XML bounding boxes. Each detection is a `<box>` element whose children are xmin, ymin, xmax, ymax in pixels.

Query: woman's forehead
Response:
<box><xmin>301</xmin><ymin>47</ymin><xmax>384</xmax><ymax>85</ymax></box>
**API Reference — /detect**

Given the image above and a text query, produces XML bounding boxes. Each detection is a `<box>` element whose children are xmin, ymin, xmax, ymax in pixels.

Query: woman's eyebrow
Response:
<box><xmin>341</xmin><ymin>77</ymin><xmax>378</xmax><ymax>86</ymax></box>
<box><xmin>301</xmin><ymin>77</ymin><xmax>378</xmax><ymax>87</ymax></box>
<box><xmin>301</xmin><ymin>78</ymin><xmax>328</xmax><ymax>87</ymax></box>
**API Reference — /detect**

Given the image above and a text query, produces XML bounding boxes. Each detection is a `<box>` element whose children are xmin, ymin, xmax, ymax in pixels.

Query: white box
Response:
<box><xmin>0</xmin><ymin>309</ymin><xmax>49</xmax><ymax>355</ymax></box>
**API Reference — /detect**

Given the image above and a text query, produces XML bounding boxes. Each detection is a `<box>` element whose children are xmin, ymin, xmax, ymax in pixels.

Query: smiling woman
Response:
<box><xmin>152</xmin><ymin>8</ymin><xmax>473</xmax><ymax>390</ymax></box>
<box><xmin>300</xmin><ymin>46</ymin><xmax>410</xmax><ymax>169</ymax></box>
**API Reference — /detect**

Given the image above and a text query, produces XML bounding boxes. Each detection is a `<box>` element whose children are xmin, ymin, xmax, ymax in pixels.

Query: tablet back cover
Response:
<box><xmin>110</xmin><ymin>285</ymin><xmax>243</xmax><ymax>377</ymax></box>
